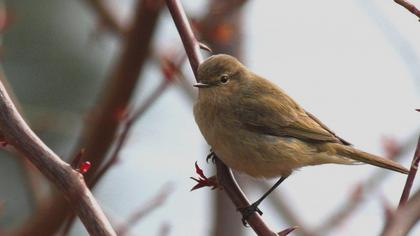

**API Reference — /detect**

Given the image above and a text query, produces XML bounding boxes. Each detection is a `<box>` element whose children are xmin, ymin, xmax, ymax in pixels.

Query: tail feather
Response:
<box><xmin>333</xmin><ymin>144</ymin><xmax>409</xmax><ymax>174</ymax></box>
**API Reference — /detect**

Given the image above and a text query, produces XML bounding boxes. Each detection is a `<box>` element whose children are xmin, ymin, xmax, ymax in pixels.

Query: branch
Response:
<box><xmin>165</xmin><ymin>0</ymin><xmax>203</xmax><ymax>77</ymax></box>
<box><xmin>381</xmin><ymin>189</ymin><xmax>420</xmax><ymax>236</ymax></box>
<box><xmin>116</xmin><ymin>184</ymin><xmax>173</xmax><ymax>236</ymax></box>
<box><xmin>83</xmin><ymin>0</ymin><xmax>125</xmax><ymax>35</ymax></box>
<box><xmin>165</xmin><ymin>0</ymin><xmax>292</xmax><ymax>234</ymax></box>
<box><xmin>394</xmin><ymin>0</ymin><xmax>420</xmax><ymax>19</ymax></box>
<box><xmin>313</xmin><ymin>133</ymin><xmax>418</xmax><ymax>235</ymax></box>
<box><xmin>0</xmin><ymin>79</ymin><xmax>115</xmax><ymax>235</ymax></box>
<box><xmin>399</xmin><ymin>136</ymin><xmax>420</xmax><ymax>207</ymax></box>
<box><xmin>13</xmin><ymin>1</ymin><xmax>164</xmax><ymax>234</ymax></box>
<box><xmin>215</xmin><ymin>159</ymin><xmax>283</xmax><ymax>235</ymax></box>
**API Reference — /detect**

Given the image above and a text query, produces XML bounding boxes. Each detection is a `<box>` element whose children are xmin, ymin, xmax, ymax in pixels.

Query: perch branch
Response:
<box><xmin>165</xmin><ymin>0</ymin><xmax>289</xmax><ymax>234</ymax></box>
<box><xmin>398</xmin><ymin>136</ymin><xmax>420</xmax><ymax>207</ymax></box>
<box><xmin>0</xmin><ymin>79</ymin><xmax>115</xmax><ymax>235</ymax></box>
<box><xmin>394</xmin><ymin>0</ymin><xmax>420</xmax><ymax>19</ymax></box>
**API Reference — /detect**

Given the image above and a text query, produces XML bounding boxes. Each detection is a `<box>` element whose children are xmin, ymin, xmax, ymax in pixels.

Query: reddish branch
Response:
<box><xmin>399</xmin><ymin>136</ymin><xmax>420</xmax><ymax>207</ymax></box>
<box><xmin>84</xmin><ymin>0</ymin><xmax>125</xmax><ymax>35</ymax></box>
<box><xmin>13</xmin><ymin>1</ymin><xmax>164</xmax><ymax>234</ymax></box>
<box><xmin>165</xmin><ymin>1</ymin><xmax>293</xmax><ymax>234</ymax></box>
<box><xmin>381</xmin><ymin>189</ymin><xmax>420</xmax><ymax>236</ymax></box>
<box><xmin>394</xmin><ymin>0</ymin><xmax>420</xmax><ymax>19</ymax></box>
<box><xmin>0</xmin><ymin>79</ymin><xmax>115</xmax><ymax>235</ymax></box>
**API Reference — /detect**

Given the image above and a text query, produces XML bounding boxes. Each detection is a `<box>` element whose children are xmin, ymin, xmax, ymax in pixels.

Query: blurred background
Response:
<box><xmin>0</xmin><ymin>0</ymin><xmax>419</xmax><ymax>235</ymax></box>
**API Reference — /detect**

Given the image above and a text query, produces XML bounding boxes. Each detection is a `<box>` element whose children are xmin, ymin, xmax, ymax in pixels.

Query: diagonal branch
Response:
<box><xmin>381</xmin><ymin>189</ymin><xmax>420</xmax><ymax>236</ymax></box>
<box><xmin>398</xmin><ymin>136</ymin><xmax>420</xmax><ymax>207</ymax></box>
<box><xmin>83</xmin><ymin>0</ymin><xmax>126</xmax><ymax>35</ymax></box>
<box><xmin>165</xmin><ymin>0</ymin><xmax>287</xmax><ymax>234</ymax></box>
<box><xmin>394</xmin><ymin>0</ymin><xmax>420</xmax><ymax>19</ymax></box>
<box><xmin>12</xmin><ymin>1</ymin><xmax>164</xmax><ymax>235</ymax></box>
<box><xmin>0</xmin><ymin>78</ymin><xmax>115</xmax><ymax>235</ymax></box>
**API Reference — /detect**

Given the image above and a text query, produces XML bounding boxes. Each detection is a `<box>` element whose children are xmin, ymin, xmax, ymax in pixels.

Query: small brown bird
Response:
<box><xmin>193</xmin><ymin>54</ymin><xmax>408</xmax><ymax>219</ymax></box>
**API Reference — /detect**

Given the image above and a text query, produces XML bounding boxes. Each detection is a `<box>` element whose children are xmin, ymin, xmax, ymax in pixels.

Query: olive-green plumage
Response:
<box><xmin>193</xmin><ymin>54</ymin><xmax>408</xmax><ymax>178</ymax></box>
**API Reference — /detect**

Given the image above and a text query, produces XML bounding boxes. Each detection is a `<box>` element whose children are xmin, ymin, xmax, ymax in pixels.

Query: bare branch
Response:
<box><xmin>394</xmin><ymin>0</ymin><xmax>420</xmax><ymax>19</ymax></box>
<box><xmin>116</xmin><ymin>184</ymin><xmax>173</xmax><ymax>236</ymax></box>
<box><xmin>83</xmin><ymin>0</ymin><xmax>125</xmax><ymax>35</ymax></box>
<box><xmin>13</xmin><ymin>1</ymin><xmax>164</xmax><ymax>234</ymax></box>
<box><xmin>0</xmin><ymin>79</ymin><xmax>115</xmax><ymax>235</ymax></box>
<box><xmin>165</xmin><ymin>0</ymin><xmax>203</xmax><ymax>78</ymax></box>
<box><xmin>398</xmin><ymin>136</ymin><xmax>420</xmax><ymax>207</ymax></box>
<box><xmin>381</xmin><ymin>189</ymin><xmax>420</xmax><ymax>236</ymax></box>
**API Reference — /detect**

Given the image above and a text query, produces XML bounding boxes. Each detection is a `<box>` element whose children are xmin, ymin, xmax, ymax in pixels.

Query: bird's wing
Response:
<box><xmin>305</xmin><ymin>111</ymin><xmax>351</xmax><ymax>145</ymax></box>
<box><xmin>234</xmin><ymin>93</ymin><xmax>343</xmax><ymax>143</ymax></box>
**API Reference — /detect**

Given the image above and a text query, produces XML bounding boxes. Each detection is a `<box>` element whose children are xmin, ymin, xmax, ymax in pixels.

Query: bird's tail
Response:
<box><xmin>333</xmin><ymin>144</ymin><xmax>409</xmax><ymax>174</ymax></box>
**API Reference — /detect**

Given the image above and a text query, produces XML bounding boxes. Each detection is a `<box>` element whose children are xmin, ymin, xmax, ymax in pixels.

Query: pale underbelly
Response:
<box><xmin>211</xmin><ymin>135</ymin><xmax>321</xmax><ymax>178</ymax></box>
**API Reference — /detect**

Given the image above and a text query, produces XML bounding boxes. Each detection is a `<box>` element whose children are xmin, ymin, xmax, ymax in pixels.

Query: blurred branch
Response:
<box><xmin>157</xmin><ymin>222</ymin><xmax>171</xmax><ymax>236</ymax></box>
<box><xmin>13</xmin><ymin>1</ymin><xmax>164</xmax><ymax>234</ymax></box>
<box><xmin>0</xmin><ymin>76</ymin><xmax>115</xmax><ymax>235</ymax></box>
<box><xmin>61</xmin><ymin>53</ymin><xmax>182</xmax><ymax>235</ymax></box>
<box><xmin>83</xmin><ymin>0</ymin><xmax>126</xmax><ymax>35</ymax></box>
<box><xmin>399</xmin><ymin>136</ymin><xmax>420</xmax><ymax>207</ymax></box>
<box><xmin>381</xmin><ymin>189</ymin><xmax>420</xmax><ymax>236</ymax></box>
<box><xmin>394</xmin><ymin>0</ymin><xmax>420</xmax><ymax>19</ymax></box>
<box><xmin>313</xmin><ymin>133</ymin><xmax>417</xmax><ymax>235</ymax></box>
<box><xmin>116</xmin><ymin>184</ymin><xmax>173</xmax><ymax>236</ymax></box>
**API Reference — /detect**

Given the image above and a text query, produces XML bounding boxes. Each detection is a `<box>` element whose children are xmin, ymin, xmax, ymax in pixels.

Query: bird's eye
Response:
<box><xmin>220</xmin><ymin>74</ymin><xmax>229</xmax><ymax>84</ymax></box>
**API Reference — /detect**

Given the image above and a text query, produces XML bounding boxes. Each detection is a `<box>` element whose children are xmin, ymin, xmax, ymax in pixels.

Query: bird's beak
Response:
<box><xmin>193</xmin><ymin>82</ymin><xmax>210</xmax><ymax>88</ymax></box>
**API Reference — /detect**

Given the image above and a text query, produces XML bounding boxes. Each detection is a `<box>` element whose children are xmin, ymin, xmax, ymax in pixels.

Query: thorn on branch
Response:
<box><xmin>190</xmin><ymin>161</ymin><xmax>218</xmax><ymax>191</ymax></box>
<box><xmin>199</xmin><ymin>42</ymin><xmax>212</xmax><ymax>52</ymax></box>
<box><xmin>278</xmin><ymin>226</ymin><xmax>298</xmax><ymax>236</ymax></box>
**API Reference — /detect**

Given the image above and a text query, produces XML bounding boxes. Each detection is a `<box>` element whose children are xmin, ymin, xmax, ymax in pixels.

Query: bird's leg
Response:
<box><xmin>206</xmin><ymin>149</ymin><xmax>216</xmax><ymax>163</ymax></box>
<box><xmin>238</xmin><ymin>176</ymin><xmax>288</xmax><ymax>226</ymax></box>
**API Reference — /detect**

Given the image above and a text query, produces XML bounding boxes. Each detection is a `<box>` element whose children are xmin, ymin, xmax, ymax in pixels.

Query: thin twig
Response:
<box><xmin>381</xmin><ymin>189</ymin><xmax>420</xmax><ymax>236</ymax></box>
<box><xmin>394</xmin><ymin>0</ymin><xmax>420</xmax><ymax>19</ymax></box>
<box><xmin>91</xmin><ymin>79</ymin><xmax>171</xmax><ymax>186</ymax></box>
<box><xmin>83</xmin><ymin>0</ymin><xmax>125</xmax><ymax>35</ymax></box>
<box><xmin>0</xmin><ymin>79</ymin><xmax>115</xmax><ymax>235</ymax></box>
<box><xmin>398</xmin><ymin>136</ymin><xmax>420</xmax><ymax>207</ymax></box>
<box><xmin>116</xmin><ymin>184</ymin><xmax>173</xmax><ymax>236</ymax></box>
<box><xmin>313</xmin><ymin>133</ymin><xmax>417</xmax><ymax>235</ymax></box>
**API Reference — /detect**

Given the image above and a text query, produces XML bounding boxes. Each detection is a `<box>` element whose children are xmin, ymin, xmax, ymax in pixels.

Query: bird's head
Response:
<box><xmin>195</xmin><ymin>54</ymin><xmax>247</xmax><ymax>99</ymax></box>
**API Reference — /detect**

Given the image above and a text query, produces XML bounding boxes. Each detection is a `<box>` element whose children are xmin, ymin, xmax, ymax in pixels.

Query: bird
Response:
<box><xmin>192</xmin><ymin>54</ymin><xmax>408</xmax><ymax>221</ymax></box>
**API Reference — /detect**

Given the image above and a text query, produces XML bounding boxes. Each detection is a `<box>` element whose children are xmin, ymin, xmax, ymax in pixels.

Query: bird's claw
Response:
<box><xmin>238</xmin><ymin>202</ymin><xmax>263</xmax><ymax>226</ymax></box>
<box><xmin>206</xmin><ymin>150</ymin><xmax>216</xmax><ymax>163</ymax></box>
